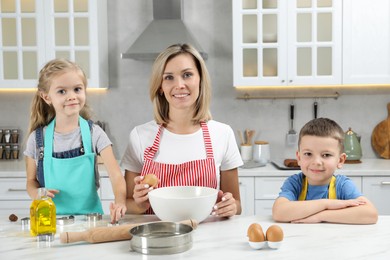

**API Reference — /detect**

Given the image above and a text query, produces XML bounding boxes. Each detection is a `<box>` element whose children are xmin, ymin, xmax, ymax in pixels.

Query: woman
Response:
<box><xmin>121</xmin><ymin>43</ymin><xmax>243</xmax><ymax>218</ymax></box>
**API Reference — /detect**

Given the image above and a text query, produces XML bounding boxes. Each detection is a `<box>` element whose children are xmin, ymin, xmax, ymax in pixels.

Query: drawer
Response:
<box><xmin>255</xmin><ymin>177</ymin><xmax>286</xmax><ymax>200</ymax></box>
<box><xmin>255</xmin><ymin>200</ymin><xmax>274</xmax><ymax>216</ymax></box>
<box><xmin>0</xmin><ymin>178</ymin><xmax>30</xmax><ymax>200</ymax></box>
<box><xmin>0</xmin><ymin>200</ymin><xmax>31</xmax><ymax>216</ymax></box>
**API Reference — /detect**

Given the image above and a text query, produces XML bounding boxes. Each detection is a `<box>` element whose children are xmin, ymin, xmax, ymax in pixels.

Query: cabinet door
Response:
<box><xmin>0</xmin><ymin>0</ymin><xmax>108</xmax><ymax>89</ymax></box>
<box><xmin>0</xmin><ymin>0</ymin><xmax>46</xmax><ymax>88</ymax></box>
<box><xmin>287</xmin><ymin>0</ymin><xmax>342</xmax><ymax>85</ymax></box>
<box><xmin>343</xmin><ymin>0</ymin><xmax>390</xmax><ymax>84</ymax></box>
<box><xmin>362</xmin><ymin>177</ymin><xmax>390</xmax><ymax>215</ymax></box>
<box><xmin>233</xmin><ymin>0</ymin><xmax>341</xmax><ymax>87</ymax></box>
<box><xmin>239</xmin><ymin>177</ymin><xmax>255</xmax><ymax>216</ymax></box>
<box><xmin>233</xmin><ymin>0</ymin><xmax>288</xmax><ymax>86</ymax></box>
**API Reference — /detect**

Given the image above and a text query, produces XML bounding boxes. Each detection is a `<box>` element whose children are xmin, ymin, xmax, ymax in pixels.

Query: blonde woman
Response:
<box><xmin>121</xmin><ymin>44</ymin><xmax>243</xmax><ymax>218</ymax></box>
<box><xmin>24</xmin><ymin>58</ymin><xmax>126</xmax><ymax>223</ymax></box>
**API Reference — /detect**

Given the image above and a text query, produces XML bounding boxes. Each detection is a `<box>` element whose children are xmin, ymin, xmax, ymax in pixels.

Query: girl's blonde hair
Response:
<box><xmin>27</xmin><ymin>58</ymin><xmax>92</xmax><ymax>135</ymax></box>
<box><xmin>149</xmin><ymin>43</ymin><xmax>212</xmax><ymax>125</ymax></box>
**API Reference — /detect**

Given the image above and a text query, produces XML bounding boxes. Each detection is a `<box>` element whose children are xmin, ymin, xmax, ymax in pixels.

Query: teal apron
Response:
<box><xmin>43</xmin><ymin>117</ymin><xmax>103</xmax><ymax>215</ymax></box>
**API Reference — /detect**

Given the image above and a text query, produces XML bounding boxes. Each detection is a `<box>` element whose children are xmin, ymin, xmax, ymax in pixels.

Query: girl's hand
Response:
<box><xmin>109</xmin><ymin>202</ymin><xmax>127</xmax><ymax>224</ymax></box>
<box><xmin>46</xmin><ymin>189</ymin><xmax>59</xmax><ymax>198</ymax></box>
<box><xmin>212</xmin><ymin>190</ymin><xmax>237</xmax><ymax>218</ymax></box>
<box><xmin>132</xmin><ymin>175</ymin><xmax>154</xmax><ymax>211</ymax></box>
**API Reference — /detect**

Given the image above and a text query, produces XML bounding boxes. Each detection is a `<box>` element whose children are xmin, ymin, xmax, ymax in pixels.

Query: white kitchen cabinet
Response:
<box><xmin>362</xmin><ymin>177</ymin><xmax>390</xmax><ymax>215</ymax></box>
<box><xmin>0</xmin><ymin>0</ymin><xmax>108</xmax><ymax>89</ymax></box>
<box><xmin>239</xmin><ymin>177</ymin><xmax>255</xmax><ymax>216</ymax></box>
<box><xmin>0</xmin><ymin>178</ymin><xmax>31</xmax><ymax>216</ymax></box>
<box><xmin>232</xmin><ymin>0</ymin><xmax>342</xmax><ymax>87</ymax></box>
<box><xmin>343</xmin><ymin>0</ymin><xmax>390</xmax><ymax>84</ymax></box>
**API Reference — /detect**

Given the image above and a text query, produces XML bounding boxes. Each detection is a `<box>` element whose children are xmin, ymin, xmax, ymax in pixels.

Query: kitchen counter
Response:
<box><xmin>2</xmin><ymin>158</ymin><xmax>390</xmax><ymax>177</ymax></box>
<box><xmin>1</xmin><ymin>214</ymin><xmax>389</xmax><ymax>260</ymax></box>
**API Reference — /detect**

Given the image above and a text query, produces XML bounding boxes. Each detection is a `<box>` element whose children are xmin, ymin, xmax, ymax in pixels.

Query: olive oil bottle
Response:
<box><xmin>30</xmin><ymin>188</ymin><xmax>56</xmax><ymax>238</ymax></box>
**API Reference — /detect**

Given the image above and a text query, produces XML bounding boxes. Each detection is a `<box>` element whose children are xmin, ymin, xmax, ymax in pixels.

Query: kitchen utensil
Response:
<box><xmin>245</xmin><ymin>129</ymin><xmax>255</xmax><ymax>145</ymax></box>
<box><xmin>237</xmin><ymin>130</ymin><xmax>245</xmax><ymax>145</ymax></box>
<box><xmin>286</xmin><ymin>104</ymin><xmax>298</xmax><ymax>146</ymax></box>
<box><xmin>371</xmin><ymin>103</ymin><xmax>390</xmax><ymax>159</ymax></box>
<box><xmin>314</xmin><ymin>101</ymin><xmax>318</xmax><ymax>119</ymax></box>
<box><xmin>59</xmin><ymin>219</ymin><xmax>197</xmax><ymax>244</ymax></box>
<box><xmin>344</xmin><ymin>127</ymin><xmax>362</xmax><ymax>162</ymax></box>
<box><xmin>148</xmin><ymin>186</ymin><xmax>218</xmax><ymax>223</ymax></box>
<box><xmin>57</xmin><ymin>215</ymin><xmax>75</xmax><ymax>225</ymax></box>
<box><xmin>129</xmin><ymin>222</ymin><xmax>193</xmax><ymax>255</ymax></box>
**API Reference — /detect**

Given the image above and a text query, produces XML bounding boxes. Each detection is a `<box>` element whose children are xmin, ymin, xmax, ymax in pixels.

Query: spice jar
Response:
<box><xmin>12</xmin><ymin>145</ymin><xmax>19</xmax><ymax>159</ymax></box>
<box><xmin>11</xmin><ymin>129</ymin><xmax>19</xmax><ymax>143</ymax></box>
<box><xmin>5</xmin><ymin>145</ymin><xmax>11</xmax><ymax>159</ymax></box>
<box><xmin>0</xmin><ymin>145</ymin><xmax>4</xmax><ymax>160</ymax></box>
<box><xmin>0</xmin><ymin>129</ymin><xmax>3</xmax><ymax>143</ymax></box>
<box><xmin>4</xmin><ymin>129</ymin><xmax>11</xmax><ymax>143</ymax></box>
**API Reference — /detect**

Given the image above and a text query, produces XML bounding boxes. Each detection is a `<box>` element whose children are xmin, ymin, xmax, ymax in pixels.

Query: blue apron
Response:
<box><xmin>43</xmin><ymin>117</ymin><xmax>103</xmax><ymax>215</ymax></box>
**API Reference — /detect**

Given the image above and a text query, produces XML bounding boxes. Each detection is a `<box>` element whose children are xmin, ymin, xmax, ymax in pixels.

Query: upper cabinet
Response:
<box><xmin>343</xmin><ymin>0</ymin><xmax>390</xmax><ymax>85</ymax></box>
<box><xmin>0</xmin><ymin>0</ymin><xmax>108</xmax><ymax>89</ymax></box>
<box><xmin>233</xmin><ymin>0</ymin><xmax>342</xmax><ymax>87</ymax></box>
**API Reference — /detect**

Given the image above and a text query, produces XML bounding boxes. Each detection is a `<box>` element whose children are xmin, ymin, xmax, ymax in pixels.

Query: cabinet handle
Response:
<box><xmin>281</xmin><ymin>80</ymin><xmax>285</xmax><ymax>83</ymax></box>
<box><xmin>8</xmin><ymin>188</ymin><xmax>27</xmax><ymax>192</ymax></box>
<box><xmin>381</xmin><ymin>182</ymin><xmax>390</xmax><ymax>185</ymax></box>
<box><xmin>289</xmin><ymin>79</ymin><xmax>293</xmax><ymax>83</ymax></box>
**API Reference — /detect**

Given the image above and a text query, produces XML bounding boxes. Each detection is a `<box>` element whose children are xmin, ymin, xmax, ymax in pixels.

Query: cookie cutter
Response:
<box><xmin>21</xmin><ymin>217</ymin><xmax>30</xmax><ymax>230</ymax></box>
<box><xmin>85</xmin><ymin>213</ymin><xmax>103</xmax><ymax>222</ymax></box>
<box><xmin>56</xmin><ymin>215</ymin><xmax>75</xmax><ymax>225</ymax></box>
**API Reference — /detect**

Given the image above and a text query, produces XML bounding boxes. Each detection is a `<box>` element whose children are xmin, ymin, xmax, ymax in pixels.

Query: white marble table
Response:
<box><xmin>1</xmin><ymin>214</ymin><xmax>389</xmax><ymax>260</ymax></box>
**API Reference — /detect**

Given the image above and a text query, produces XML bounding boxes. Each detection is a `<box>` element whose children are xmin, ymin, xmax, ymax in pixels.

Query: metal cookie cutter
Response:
<box><xmin>21</xmin><ymin>217</ymin><xmax>30</xmax><ymax>230</ymax></box>
<box><xmin>57</xmin><ymin>215</ymin><xmax>75</xmax><ymax>225</ymax></box>
<box><xmin>85</xmin><ymin>213</ymin><xmax>102</xmax><ymax>222</ymax></box>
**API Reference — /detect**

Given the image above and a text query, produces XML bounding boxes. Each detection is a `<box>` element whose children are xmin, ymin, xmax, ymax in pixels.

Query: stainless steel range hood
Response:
<box><xmin>121</xmin><ymin>0</ymin><xmax>207</xmax><ymax>61</ymax></box>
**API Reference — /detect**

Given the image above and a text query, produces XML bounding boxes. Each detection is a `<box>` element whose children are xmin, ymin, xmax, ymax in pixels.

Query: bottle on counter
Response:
<box><xmin>30</xmin><ymin>188</ymin><xmax>56</xmax><ymax>240</ymax></box>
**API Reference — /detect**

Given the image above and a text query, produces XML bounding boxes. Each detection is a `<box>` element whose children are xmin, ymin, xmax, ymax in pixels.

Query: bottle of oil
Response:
<box><xmin>30</xmin><ymin>188</ymin><xmax>56</xmax><ymax>238</ymax></box>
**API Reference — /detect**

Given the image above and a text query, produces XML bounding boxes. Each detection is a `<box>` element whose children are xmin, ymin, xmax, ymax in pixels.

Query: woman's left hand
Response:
<box><xmin>109</xmin><ymin>202</ymin><xmax>127</xmax><ymax>224</ymax></box>
<box><xmin>212</xmin><ymin>190</ymin><xmax>237</xmax><ymax>217</ymax></box>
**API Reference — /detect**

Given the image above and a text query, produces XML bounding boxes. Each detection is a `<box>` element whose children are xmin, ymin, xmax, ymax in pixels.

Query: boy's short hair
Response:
<box><xmin>298</xmin><ymin>118</ymin><xmax>345</xmax><ymax>153</ymax></box>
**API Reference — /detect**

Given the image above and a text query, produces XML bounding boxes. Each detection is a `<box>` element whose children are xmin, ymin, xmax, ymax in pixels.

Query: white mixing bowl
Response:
<box><xmin>148</xmin><ymin>186</ymin><xmax>218</xmax><ymax>223</ymax></box>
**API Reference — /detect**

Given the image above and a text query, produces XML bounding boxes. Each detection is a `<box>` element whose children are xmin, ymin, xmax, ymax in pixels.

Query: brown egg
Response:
<box><xmin>142</xmin><ymin>174</ymin><xmax>159</xmax><ymax>187</ymax></box>
<box><xmin>266</xmin><ymin>225</ymin><xmax>284</xmax><ymax>242</ymax></box>
<box><xmin>247</xmin><ymin>223</ymin><xmax>265</xmax><ymax>242</ymax></box>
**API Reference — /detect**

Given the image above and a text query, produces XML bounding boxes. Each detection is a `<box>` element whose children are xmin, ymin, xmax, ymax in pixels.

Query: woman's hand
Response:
<box><xmin>212</xmin><ymin>190</ymin><xmax>237</xmax><ymax>217</ymax></box>
<box><xmin>132</xmin><ymin>175</ymin><xmax>154</xmax><ymax>211</ymax></box>
<box><xmin>109</xmin><ymin>202</ymin><xmax>127</xmax><ymax>224</ymax></box>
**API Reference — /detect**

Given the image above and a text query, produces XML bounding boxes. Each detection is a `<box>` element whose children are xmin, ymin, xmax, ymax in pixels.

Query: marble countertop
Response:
<box><xmin>2</xmin><ymin>158</ymin><xmax>390</xmax><ymax>178</ymax></box>
<box><xmin>1</xmin><ymin>214</ymin><xmax>389</xmax><ymax>260</ymax></box>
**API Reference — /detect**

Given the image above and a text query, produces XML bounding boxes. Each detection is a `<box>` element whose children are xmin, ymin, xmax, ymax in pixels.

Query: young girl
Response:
<box><xmin>24</xmin><ymin>58</ymin><xmax>126</xmax><ymax>223</ymax></box>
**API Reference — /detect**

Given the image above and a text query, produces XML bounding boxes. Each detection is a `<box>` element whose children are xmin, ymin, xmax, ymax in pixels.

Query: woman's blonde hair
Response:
<box><xmin>27</xmin><ymin>58</ymin><xmax>92</xmax><ymax>135</ymax></box>
<box><xmin>149</xmin><ymin>43</ymin><xmax>212</xmax><ymax>125</ymax></box>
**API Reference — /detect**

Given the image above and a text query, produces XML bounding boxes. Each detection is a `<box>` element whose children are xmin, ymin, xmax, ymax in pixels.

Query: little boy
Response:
<box><xmin>272</xmin><ymin>118</ymin><xmax>378</xmax><ymax>224</ymax></box>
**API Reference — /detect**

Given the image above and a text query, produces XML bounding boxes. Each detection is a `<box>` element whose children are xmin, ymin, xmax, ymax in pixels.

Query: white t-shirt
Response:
<box><xmin>120</xmin><ymin>120</ymin><xmax>243</xmax><ymax>188</ymax></box>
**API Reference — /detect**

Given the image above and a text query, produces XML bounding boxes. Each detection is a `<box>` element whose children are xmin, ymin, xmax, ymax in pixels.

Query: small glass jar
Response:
<box><xmin>4</xmin><ymin>129</ymin><xmax>11</xmax><ymax>143</ymax></box>
<box><xmin>12</xmin><ymin>145</ymin><xmax>19</xmax><ymax>159</ymax></box>
<box><xmin>11</xmin><ymin>129</ymin><xmax>19</xmax><ymax>143</ymax></box>
<box><xmin>4</xmin><ymin>145</ymin><xmax>11</xmax><ymax>159</ymax></box>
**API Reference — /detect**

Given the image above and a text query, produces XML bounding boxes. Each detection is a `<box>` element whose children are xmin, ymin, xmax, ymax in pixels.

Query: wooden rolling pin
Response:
<box><xmin>59</xmin><ymin>219</ymin><xmax>197</xmax><ymax>244</ymax></box>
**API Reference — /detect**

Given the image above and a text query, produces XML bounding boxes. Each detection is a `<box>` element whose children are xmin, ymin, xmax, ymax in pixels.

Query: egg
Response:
<box><xmin>266</xmin><ymin>225</ymin><xmax>284</xmax><ymax>249</ymax></box>
<box><xmin>247</xmin><ymin>223</ymin><xmax>266</xmax><ymax>249</ymax></box>
<box><xmin>247</xmin><ymin>223</ymin><xmax>265</xmax><ymax>242</ymax></box>
<box><xmin>142</xmin><ymin>174</ymin><xmax>159</xmax><ymax>188</ymax></box>
<box><xmin>266</xmin><ymin>225</ymin><xmax>284</xmax><ymax>242</ymax></box>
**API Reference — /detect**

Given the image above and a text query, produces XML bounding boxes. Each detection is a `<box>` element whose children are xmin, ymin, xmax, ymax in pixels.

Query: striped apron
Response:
<box><xmin>141</xmin><ymin>121</ymin><xmax>218</xmax><ymax>214</ymax></box>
